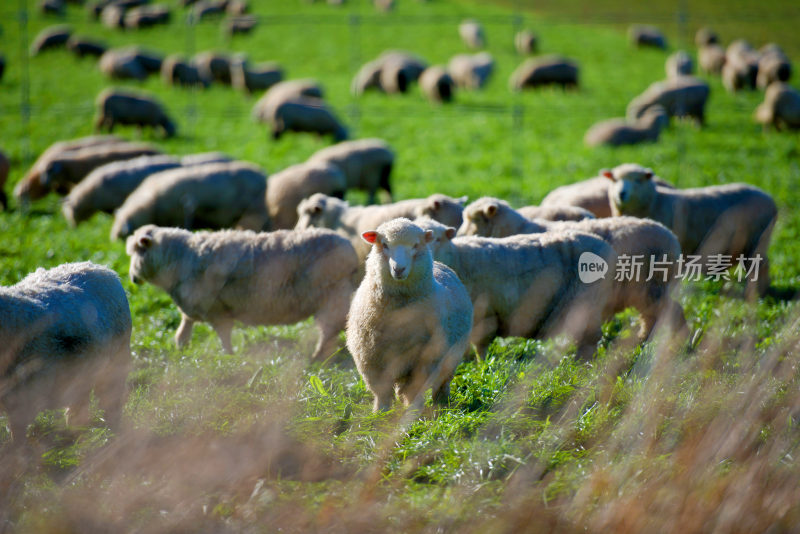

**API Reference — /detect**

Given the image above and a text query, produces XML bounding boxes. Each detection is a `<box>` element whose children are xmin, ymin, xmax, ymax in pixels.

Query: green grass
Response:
<box><xmin>1</xmin><ymin>0</ymin><xmax>800</xmax><ymax>532</ymax></box>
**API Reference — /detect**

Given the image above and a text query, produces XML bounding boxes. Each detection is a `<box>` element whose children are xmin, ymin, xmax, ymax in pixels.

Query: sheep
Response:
<box><xmin>95</xmin><ymin>88</ymin><xmax>177</xmax><ymax>138</ymax></box>
<box><xmin>414</xmin><ymin>218</ymin><xmax>617</xmax><ymax>359</ymax></box>
<box><xmin>266</xmin><ymin>161</ymin><xmax>346</xmax><ymax>230</ymax></box>
<box><xmin>226</xmin><ymin>0</ymin><xmax>249</xmax><ymax>15</ymax></box>
<box><xmin>66</xmin><ymin>35</ymin><xmax>108</xmax><ymax>58</ymax></box>
<box><xmin>756</xmin><ymin>46</ymin><xmax>791</xmax><ymax>90</ymax></box>
<box><xmin>225</xmin><ymin>15</ymin><xmax>258</xmax><ymax>36</ymax></box>
<box><xmin>540</xmin><ymin>172</ymin><xmax>673</xmax><ymax>219</ymax></box>
<box><xmin>30</xmin><ymin>25</ymin><xmax>72</xmax><ymax>56</ymax></box>
<box><xmin>194</xmin><ymin>51</ymin><xmax>233</xmax><ymax>85</ymax></box>
<box><xmin>516</xmin><ymin>204</ymin><xmax>595</xmax><ymax>222</ymax></box>
<box><xmin>699</xmin><ymin>43</ymin><xmax>726</xmax><ymax>75</ymax></box>
<box><xmin>447</xmin><ymin>52</ymin><xmax>494</xmax><ymax>90</ymax></box>
<box><xmin>269</xmin><ymin>97</ymin><xmax>348</xmax><ymax>142</ymax></box>
<box><xmin>111</xmin><ymin>160</ymin><xmax>269</xmax><ymax>240</ymax></box>
<box><xmin>192</xmin><ymin>0</ymin><xmax>227</xmax><ymax>20</ymax></box>
<box><xmin>346</xmin><ymin>218</ymin><xmax>473</xmax><ymax>411</ymax></box>
<box><xmin>0</xmin><ymin>150</ymin><xmax>8</xmax><ymax>210</ymax></box>
<box><xmin>179</xmin><ymin>152</ymin><xmax>233</xmax><ymax>166</ymax></box>
<box><xmin>161</xmin><ymin>54</ymin><xmax>209</xmax><ymax>88</ymax></box>
<box><xmin>666</xmin><ymin>50</ymin><xmax>694</xmax><ymax>78</ymax></box>
<box><xmin>62</xmin><ymin>155</ymin><xmax>182</xmax><ymax>226</ymax></box>
<box><xmin>514</xmin><ymin>29</ymin><xmax>538</xmax><ymax>55</ymax></box>
<box><xmin>695</xmin><ymin>27</ymin><xmax>719</xmax><ymax>47</ymax></box>
<box><xmin>117</xmin><ymin>46</ymin><xmax>163</xmax><ymax>74</ymax></box>
<box><xmin>626</xmin><ymin>75</ymin><xmax>710</xmax><ymax>125</ymax></box>
<box><xmin>124</xmin><ymin>4</ymin><xmax>170</xmax><ymax>29</ymax></box>
<box><xmin>584</xmin><ymin>105</ymin><xmax>669</xmax><ymax>147</ymax></box>
<box><xmin>419</xmin><ymin>66</ymin><xmax>455</xmax><ymax>103</ymax></box>
<box><xmin>605</xmin><ymin>163</ymin><xmax>777</xmax><ymax>297</ymax></box>
<box><xmin>307</xmin><ymin>138</ymin><xmax>394</xmax><ymax>204</ymax></box>
<box><xmin>101</xmin><ymin>4</ymin><xmax>128</xmax><ymax>28</ymax></box>
<box><xmin>0</xmin><ymin>262</ymin><xmax>132</xmax><ymax>440</ymax></box>
<box><xmin>229</xmin><ymin>55</ymin><xmax>283</xmax><ymax>94</ymax></box>
<box><xmin>379</xmin><ymin>52</ymin><xmax>428</xmax><ymax>94</ymax></box>
<box><xmin>351</xmin><ymin>59</ymin><xmax>385</xmax><ymax>96</ymax></box>
<box><xmin>722</xmin><ymin>40</ymin><xmax>759</xmax><ymax>92</ymax></box>
<box><xmin>453</xmin><ymin>205</ymin><xmax>686</xmax><ymax>340</ymax></box>
<box><xmin>459</xmin><ymin>19</ymin><xmax>486</xmax><ymax>49</ymax></box>
<box><xmin>99</xmin><ymin>48</ymin><xmax>148</xmax><ymax>81</ymax></box>
<box><xmin>40</xmin><ymin>0</ymin><xmax>66</xmax><ymax>16</ymax></box>
<box><xmin>252</xmin><ymin>79</ymin><xmax>324</xmax><ymax>124</ymax></box>
<box><xmin>629</xmin><ymin>24</ymin><xmax>667</xmax><ymax>49</ymax></box>
<box><xmin>754</xmin><ymin>82</ymin><xmax>800</xmax><ymax>131</ymax></box>
<box><xmin>126</xmin><ymin>225</ymin><xmax>358</xmax><ymax>360</ymax></box>
<box><xmin>89</xmin><ymin>0</ymin><xmax>146</xmax><ymax>19</ymax></box>
<box><xmin>510</xmin><ymin>55</ymin><xmax>579</xmax><ymax>90</ymax></box>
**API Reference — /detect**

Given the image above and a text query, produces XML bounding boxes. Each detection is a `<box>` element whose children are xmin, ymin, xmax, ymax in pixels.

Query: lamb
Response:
<box><xmin>346</xmin><ymin>218</ymin><xmax>473</xmax><ymax>411</ymax></box>
<box><xmin>459</xmin><ymin>19</ymin><xmax>486</xmax><ymax>49</ymax></box>
<box><xmin>0</xmin><ymin>150</ymin><xmax>8</xmax><ymax>210</ymax></box>
<box><xmin>66</xmin><ymin>35</ymin><xmax>108</xmax><ymax>58</ymax></box>
<box><xmin>62</xmin><ymin>154</ymin><xmax>182</xmax><ymax>226</ymax></box>
<box><xmin>229</xmin><ymin>56</ymin><xmax>283</xmax><ymax>94</ymax></box>
<box><xmin>628</xmin><ymin>24</ymin><xmax>667</xmax><ymax>49</ymax></box>
<box><xmin>111</xmin><ymin>160</ymin><xmax>269</xmax><ymax>239</ymax></box>
<box><xmin>516</xmin><ymin>204</ymin><xmax>595</xmax><ymax>223</ymax></box>
<box><xmin>756</xmin><ymin>46</ymin><xmax>791</xmax><ymax>90</ymax></box>
<box><xmin>194</xmin><ymin>51</ymin><xmax>233</xmax><ymax>85</ymax></box>
<box><xmin>626</xmin><ymin>76</ymin><xmax>710</xmax><ymax>125</ymax></box>
<box><xmin>584</xmin><ymin>105</ymin><xmax>669</xmax><ymax>147</ymax></box>
<box><xmin>722</xmin><ymin>40</ymin><xmax>759</xmax><ymax>92</ymax></box>
<box><xmin>666</xmin><ymin>50</ymin><xmax>694</xmax><ymax>78</ymax></box>
<box><xmin>605</xmin><ymin>163</ymin><xmax>777</xmax><ymax>297</ymax></box>
<box><xmin>99</xmin><ymin>48</ymin><xmax>148</xmax><ymax>81</ymax></box>
<box><xmin>419</xmin><ymin>66</ymin><xmax>455</xmax><ymax>103</ymax></box>
<box><xmin>95</xmin><ymin>88</ymin><xmax>177</xmax><ymax>138</ymax></box>
<box><xmin>0</xmin><ymin>262</ymin><xmax>132</xmax><ymax>440</ymax></box>
<box><xmin>307</xmin><ymin>139</ymin><xmax>394</xmax><ymax>204</ymax></box>
<box><xmin>295</xmin><ymin>193</ymin><xmax>467</xmax><ymax>263</ymax></box>
<box><xmin>695</xmin><ymin>27</ymin><xmax>719</xmax><ymax>47</ymax></box>
<box><xmin>270</xmin><ymin>97</ymin><xmax>348</xmax><ymax>142</ymax></box>
<box><xmin>266</xmin><ymin>161</ymin><xmax>346</xmax><ymax>229</ymax></box>
<box><xmin>414</xmin><ymin>218</ymin><xmax>617</xmax><ymax>359</ymax></box>
<box><xmin>30</xmin><ymin>25</ymin><xmax>72</xmax><ymax>55</ymax></box>
<box><xmin>699</xmin><ymin>43</ymin><xmax>726</xmax><ymax>75</ymax></box>
<box><xmin>252</xmin><ymin>79</ymin><xmax>324</xmax><ymax>124</ymax></box>
<box><xmin>123</xmin><ymin>4</ymin><xmax>170</xmax><ymax>29</ymax></box>
<box><xmin>447</xmin><ymin>52</ymin><xmax>494</xmax><ymax>90</ymax></box>
<box><xmin>126</xmin><ymin>225</ymin><xmax>358</xmax><ymax>361</ymax></box>
<box><xmin>161</xmin><ymin>54</ymin><xmax>209</xmax><ymax>88</ymax></box>
<box><xmin>754</xmin><ymin>82</ymin><xmax>800</xmax><ymax>131</ymax></box>
<box><xmin>514</xmin><ymin>29</ymin><xmax>538</xmax><ymax>55</ymax></box>
<box><xmin>509</xmin><ymin>55</ymin><xmax>579</xmax><ymax>90</ymax></box>
<box><xmin>541</xmin><ymin>172</ymin><xmax>674</xmax><ymax>218</ymax></box>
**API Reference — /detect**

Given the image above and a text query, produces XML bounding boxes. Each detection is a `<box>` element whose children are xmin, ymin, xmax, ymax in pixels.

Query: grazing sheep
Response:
<box><xmin>99</xmin><ymin>48</ymin><xmax>148</xmax><ymax>81</ymax></box>
<box><xmin>117</xmin><ymin>46</ymin><xmax>163</xmax><ymax>74</ymax></box>
<box><xmin>89</xmin><ymin>0</ymin><xmax>147</xmax><ymax>18</ymax></box>
<box><xmin>516</xmin><ymin>204</ymin><xmax>595</xmax><ymax>222</ymax></box>
<box><xmin>459</xmin><ymin>19</ymin><xmax>486</xmax><ymax>49</ymax></box>
<box><xmin>0</xmin><ymin>150</ymin><xmax>8</xmax><ymax>210</ymax></box>
<box><xmin>66</xmin><ymin>35</ymin><xmax>108</xmax><ymax>58</ymax></box>
<box><xmin>755</xmin><ymin>82</ymin><xmax>800</xmax><ymax>131</ymax></box>
<box><xmin>267</xmin><ymin>161</ymin><xmax>346</xmax><ymax>229</ymax></box>
<box><xmin>606</xmin><ymin>163</ymin><xmax>777</xmax><ymax>297</ymax></box>
<box><xmin>40</xmin><ymin>0</ymin><xmax>66</xmax><ymax>16</ymax></box>
<box><xmin>226</xmin><ymin>0</ymin><xmax>249</xmax><ymax>15</ymax></box>
<box><xmin>124</xmin><ymin>4</ymin><xmax>170</xmax><ymax>29</ymax></box>
<box><xmin>584</xmin><ymin>105</ymin><xmax>669</xmax><ymax>147</ymax></box>
<box><xmin>419</xmin><ymin>66</ymin><xmax>455</xmax><ymax>103</ymax></box>
<box><xmin>0</xmin><ymin>262</ymin><xmax>132</xmax><ymax>440</ymax></box>
<box><xmin>192</xmin><ymin>0</ymin><xmax>227</xmax><ymax>20</ymax></box>
<box><xmin>351</xmin><ymin>51</ymin><xmax>427</xmax><ymax>96</ymax></box>
<box><xmin>346</xmin><ymin>218</ymin><xmax>473</xmax><ymax>411</ymax></box>
<box><xmin>447</xmin><ymin>52</ymin><xmax>494</xmax><ymax>90</ymax></box>
<box><xmin>695</xmin><ymin>27</ymin><xmax>719</xmax><ymax>47</ymax></box>
<box><xmin>270</xmin><ymin>97</ymin><xmax>348</xmax><ymax>142</ymax></box>
<box><xmin>161</xmin><ymin>54</ymin><xmax>209</xmax><ymax>88</ymax></box>
<box><xmin>101</xmin><ymin>4</ymin><xmax>127</xmax><ymax>28</ymax></box>
<box><xmin>225</xmin><ymin>15</ymin><xmax>258</xmax><ymax>36</ymax></box>
<box><xmin>666</xmin><ymin>50</ymin><xmax>694</xmax><ymax>78</ymax></box>
<box><xmin>699</xmin><ymin>43</ymin><xmax>726</xmax><ymax>75</ymax></box>
<box><xmin>127</xmin><ymin>225</ymin><xmax>358</xmax><ymax>360</ymax></box>
<box><xmin>179</xmin><ymin>152</ymin><xmax>233</xmax><ymax>166</ymax></box>
<box><xmin>194</xmin><ymin>51</ymin><xmax>233</xmax><ymax>85</ymax></box>
<box><xmin>626</xmin><ymin>75</ymin><xmax>710</xmax><ymax>125</ymax></box>
<box><xmin>510</xmin><ymin>55</ymin><xmax>579</xmax><ymax>90</ymax></box>
<box><xmin>307</xmin><ymin>139</ymin><xmax>394</xmax><ymax>204</ymax></box>
<box><xmin>514</xmin><ymin>29</ymin><xmax>538</xmax><ymax>55</ymax></box>
<box><xmin>629</xmin><ymin>24</ymin><xmax>667</xmax><ymax>49</ymax></box>
<box><xmin>540</xmin><ymin>173</ymin><xmax>673</xmax><ymax>219</ymax></box>
<box><xmin>111</xmin><ymin>161</ymin><xmax>269</xmax><ymax>239</ymax></box>
<box><xmin>252</xmin><ymin>79</ymin><xmax>324</xmax><ymax>124</ymax></box>
<box><xmin>351</xmin><ymin>58</ymin><xmax>385</xmax><ymax>96</ymax></box>
<box><xmin>62</xmin><ymin>154</ymin><xmax>181</xmax><ymax>226</ymax></box>
<box><xmin>30</xmin><ymin>25</ymin><xmax>72</xmax><ymax>55</ymax></box>
<box><xmin>230</xmin><ymin>56</ymin><xmax>283</xmax><ymax>94</ymax></box>
<box><xmin>722</xmin><ymin>40</ymin><xmax>759</xmax><ymax>92</ymax></box>
<box><xmin>757</xmin><ymin>46</ymin><xmax>791</xmax><ymax>90</ymax></box>
<box><xmin>415</xmin><ymin>218</ymin><xmax>616</xmax><ymax>359</ymax></box>
<box><xmin>95</xmin><ymin>88</ymin><xmax>177</xmax><ymax>138</ymax></box>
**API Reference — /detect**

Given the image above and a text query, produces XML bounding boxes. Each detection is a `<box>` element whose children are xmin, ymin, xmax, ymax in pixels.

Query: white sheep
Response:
<box><xmin>606</xmin><ymin>163</ymin><xmax>777</xmax><ymax>297</ymax></box>
<box><xmin>626</xmin><ymin>76</ymin><xmax>710</xmax><ymax>125</ymax></box>
<box><xmin>419</xmin><ymin>66</ymin><xmax>455</xmax><ymax>103</ymax></box>
<box><xmin>516</xmin><ymin>204</ymin><xmax>595</xmax><ymax>222</ymax></box>
<box><xmin>229</xmin><ymin>55</ymin><xmax>283</xmax><ymax>94</ymax></box>
<box><xmin>270</xmin><ymin>97</ymin><xmax>349</xmax><ymax>142</ymax></box>
<box><xmin>266</xmin><ymin>161</ymin><xmax>347</xmax><ymax>229</ymax></box>
<box><xmin>695</xmin><ymin>27</ymin><xmax>719</xmax><ymax>47</ymax></box>
<box><xmin>252</xmin><ymin>78</ymin><xmax>324</xmax><ymax>124</ymax></box>
<box><xmin>346</xmin><ymin>218</ymin><xmax>473</xmax><ymax>411</ymax></box>
<box><xmin>665</xmin><ymin>50</ymin><xmax>694</xmax><ymax>78</ymax></box>
<box><xmin>307</xmin><ymin>138</ymin><xmax>394</xmax><ymax>204</ymax></box>
<box><xmin>584</xmin><ymin>105</ymin><xmax>669</xmax><ymax>147</ymax></box>
<box><xmin>127</xmin><ymin>225</ymin><xmax>358</xmax><ymax>360</ymax></box>
<box><xmin>459</xmin><ymin>19</ymin><xmax>486</xmax><ymax>49</ymax></box>
<box><xmin>0</xmin><ymin>262</ymin><xmax>132</xmax><ymax>439</ymax></box>
<box><xmin>698</xmin><ymin>43</ymin><xmax>726</xmax><ymax>75</ymax></box>
<box><xmin>447</xmin><ymin>52</ymin><xmax>494</xmax><ymax>90</ymax></box>
<box><xmin>111</xmin><ymin>160</ymin><xmax>269</xmax><ymax>240</ymax></box>
<box><xmin>351</xmin><ymin>51</ymin><xmax>428</xmax><ymax>96</ymax></box>
<box><xmin>756</xmin><ymin>47</ymin><xmax>792</xmax><ymax>90</ymax></box>
<box><xmin>722</xmin><ymin>40</ymin><xmax>759</xmax><ymax>92</ymax></box>
<box><xmin>755</xmin><ymin>82</ymin><xmax>800</xmax><ymax>131</ymax></box>
<box><xmin>514</xmin><ymin>29</ymin><xmax>538</xmax><ymax>55</ymax></box>
<box><xmin>509</xmin><ymin>55</ymin><xmax>579</xmax><ymax>90</ymax></box>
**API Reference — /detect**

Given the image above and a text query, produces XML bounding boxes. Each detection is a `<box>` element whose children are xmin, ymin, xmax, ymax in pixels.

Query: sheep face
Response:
<box><xmin>415</xmin><ymin>218</ymin><xmax>456</xmax><ymax>257</ymax></box>
<box><xmin>295</xmin><ymin>193</ymin><xmax>341</xmax><ymax>230</ymax></box>
<box><xmin>363</xmin><ymin>219</ymin><xmax>433</xmax><ymax>282</ymax></box>
<box><xmin>604</xmin><ymin>164</ymin><xmax>656</xmax><ymax>215</ymax></box>
<box><xmin>416</xmin><ymin>194</ymin><xmax>467</xmax><ymax>228</ymax></box>
<box><xmin>458</xmin><ymin>198</ymin><xmax>504</xmax><ymax>236</ymax></box>
<box><xmin>126</xmin><ymin>225</ymin><xmax>177</xmax><ymax>289</ymax></box>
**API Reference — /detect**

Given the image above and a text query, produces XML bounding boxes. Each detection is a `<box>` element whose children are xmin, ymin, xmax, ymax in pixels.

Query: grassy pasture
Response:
<box><xmin>0</xmin><ymin>0</ymin><xmax>799</xmax><ymax>531</ymax></box>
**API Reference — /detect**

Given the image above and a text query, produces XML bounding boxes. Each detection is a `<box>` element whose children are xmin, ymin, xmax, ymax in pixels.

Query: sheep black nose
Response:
<box><xmin>393</xmin><ymin>266</ymin><xmax>406</xmax><ymax>276</ymax></box>
<box><xmin>619</xmin><ymin>190</ymin><xmax>628</xmax><ymax>202</ymax></box>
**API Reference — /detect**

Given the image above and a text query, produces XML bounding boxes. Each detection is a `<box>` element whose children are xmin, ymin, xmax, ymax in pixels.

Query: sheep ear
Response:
<box><xmin>457</xmin><ymin>196</ymin><xmax>468</xmax><ymax>206</ymax></box>
<box><xmin>312</xmin><ymin>206</ymin><xmax>323</xmax><ymax>215</ymax></box>
<box><xmin>423</xmin><ymin>230</ymin><xmax>434</xmax><ymax>244</ymax></box>
<box><xmin>644</xmin><ymin>169</ymin><xmax>654</xmax><ymax>180</ymax></box>
<box><xmin>445</xmin><ymin>227</ymin><xmax>457</xmax><ymax>240</ymax></box>
<box><xmin>431</xmin><ymin>199</ymin><xmax>441</xmax><ymax>210</ymax></box>
<box><xmin>600</xmin><ymin>169</ymin><xmax>614</xmax><ymax>180</ymax></box>
<box><xmin>362</xmin><ymin>231</ymin><xmax>378</xmax><ymax>244</ymax></box>
<box><xmin>485</xmin><ymin>204</ymin><xmax>498</xmax><ymax>218</ymax></box>
<box><xmin>138</xmin><ymin>235</ymin><xmax>153</xmax><ymax>249</ymax></box>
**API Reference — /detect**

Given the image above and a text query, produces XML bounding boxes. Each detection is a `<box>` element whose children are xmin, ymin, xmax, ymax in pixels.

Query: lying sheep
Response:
<box><xmin>62</xmin><ymin>154</ymin><xmax>181</xmax><ymax>226</ymax></box>
<box><xmin>627</xmin><ymin>75</ymin><xmax>710</xmax><ymax>125</ymax></box>
<box><xmin>447</xmin><ymin>52</ymin><xmax>494</xmax><ymax>90</ymax></box>
<box><xmin>225</xmin><ymin>15</ymin><xmax>258</xmax><ymax>36</ymax></box>
<box><xmin>99</xmin><ymin>48</ymin><xmax>147</xmax><ymax>81</ymax></box>
<box><xmin>516</xmin><ymin>204</ymin><xmax>595</xmax><ymax>222</ymax></box>
<box><xmin>757</xmin><ymin>46</ymin><xmax>791</xmax><ymax>90</ymax></box>
<box><xmin>629</xmin><ymin>24</ymin><xmax>667</xmax><ymax>49</ymax></box>
<box><xmin>540</xmin><ymin>172</ymin><xmax>673</xmax><ymax>218</ymax></box>
<box><xmin>419</xmin><ymin>66</ymin><xmax>455</xmax><ymax>103</ymax></box>
<box><xmin>230</xmin><ymin>56</ymin><xmax>283</xmax><ymax>94</ymax></box>
<box><xmin>66</xmin><ymin>35</ymin><xmax>107</xmax><ymax>58</ymax></box>
<box><xmin>161</xmin><ymin>54</ymin><xmax>209</xmax><ymax>88</ymax></box>
<box><xmin>584</xmin><ymin>105</ymin><xmax>669</xmax><ymax>147</ymax></box>
<box><xmin>695</xmin><ymin>27</ymin><xmax>719</xmax><ymax>47</ymax></box>
<box><xmin>266</xmin><ymin>161</ymin><xmax>346</xmax><ymax>229</ymax></box>
<box><xmin>127</xmin><ymin>225</ymin><xmax>358</xmax><ymax>360</ymax></box>
<box><xmin>514</xmin><ymin>29</ymin><xmax>538</xmax><ymax>55</ymax></box>
<box><xmin>124</xmin><ymin>4</ymin><xmax>170</xmax><ymax>28</ymax></box>
<box><xmin>0</xmin><ymin>150</ymin><xmax>8</xmax><ymax>210</ymax></box>
<box><xmin>30</xmin><ymin>25</ymin><xmax>72</xmax><ymax>55</ymax></box>
<box><xmin>755</xmin><ymin>82</ymin><xmax>800</xmax><ymax>131</ymax></box>
<box><xmin>252</xmin><ymin>79</ymin><xmax>324</xmax><ymax>124</ymax></box>
<box><xmin>699</xmin><ymin>43</ymin><xmax>726</xmax><ymax>75</ymax></box>
<box><xmin>510</xmin><ymin>55</ymin><xmax>579</xmax><ymax>90</ymax></box>
<box><xmin>307</xmin><ymin>138</ymin><xmax>394</xmax><ymax>204</ymax></box>
<box><xmin>666</xmin><ymin>50</ymin><xmax>694</xmax><ymax>78</ymax></box>
<box><xmin>194</xmin><ymin>51</ymin><xmax>232</xmax><ymax>85</ymax></box>
<box><xmin>270</xmin><ymin>97</ymin><xmax>348</xmax><ymax>142</ymax></box>
<box><xmin>459</xmin><ymin>19</ymin><xmax>486</xmax><ymax>49</ymax></box>
<box><xmin>111</xmin><ymin>160</ymin><xmax>269</xmax><ymax>239</ymax></box>
<box><xmin>346</xmin><ymin>218</ymin><xmax>473</xmax><ymax>411</ymax></box>
<box><xmin>295</xmin><ymin>193</ymin><xmax>466</xmax><ymax>262</ymax></box>
<box><xmin>722</xmin><ymin>40</ymin><xmax>759</xmax><ymax>92</ymax></box>
<box><xmin>95</xmin><ymin>88</ymin><xmax>177</xmax><ymax>138</ymax></box>
<box><xmin>415</xmin><ymin>218</ymin><xmax>616</xmax><ymax>359</ymax></box>
<box><xmin>606</xmin><ymin>163</ymin><xmax>777</xmax><ymax>297</ymax></box>
<box><xmin>0</xmin><ymin>262</ymin><xmax>132</xmax><ymax>440</ymax></box>
<box><xmin>351</xmin><ymin>51</ymin><xmax>428</xmax><ymax>96</ymax></box>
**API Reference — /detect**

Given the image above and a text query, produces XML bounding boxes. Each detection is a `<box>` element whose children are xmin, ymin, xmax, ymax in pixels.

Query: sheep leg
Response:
<box><xmin>370</xmin><ymin>384</ymin><xmax>395</xmax><ymax>412</ymax></box>
<box><xmin>212</xmin><ymin>319</ymin><xmax>234</xmax><ymax>353</ymax></box>
<box><xmin>432</xmin><ymin>378</ymin><xmax>451</xmax><ymax>406</ymax></box>
<box><xmin>311</xmin><ymin>282</ymin><xmax>351</xmax><ymax>362</ymax></box>
<box><xmin>175</xmin><ymin>314</ymin><xmax>194</xmax><ymax>348</ymax></box>
<box><xmin>378</xmin><ymin>163</ymin><xmax>393</xmax><ymax>202</ymax></box>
